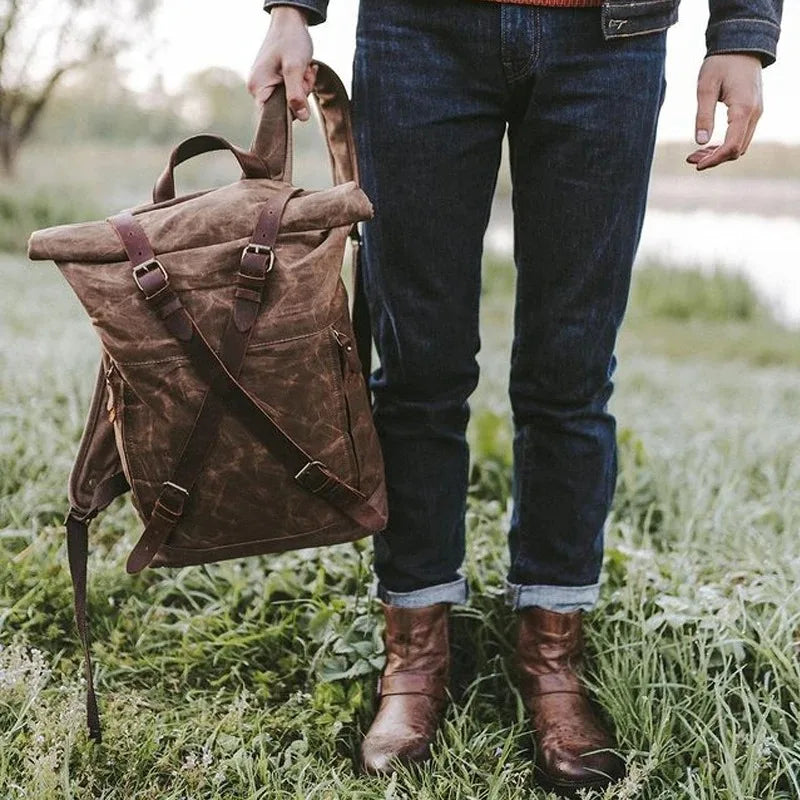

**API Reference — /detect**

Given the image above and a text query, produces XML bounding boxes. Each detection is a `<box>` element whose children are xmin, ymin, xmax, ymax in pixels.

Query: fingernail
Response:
<box><xmin>696</xmin><ymin>129</ymin><xmax>709</xmax><ymax>144</ymax></box>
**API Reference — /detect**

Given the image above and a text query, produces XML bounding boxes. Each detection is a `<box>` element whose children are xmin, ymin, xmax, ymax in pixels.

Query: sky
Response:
<box><xmin>124</xmin><ymin>1</ymin><xmax>799</xmax><ymax>144</ymax></box>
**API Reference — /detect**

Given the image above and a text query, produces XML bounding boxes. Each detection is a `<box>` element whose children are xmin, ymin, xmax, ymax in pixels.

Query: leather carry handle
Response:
<box><xmin>250</xmin><ymin>60</ymin><xmax>359</xmax><ymax>187</ymax></box>
<box><xmin>152</xmin><ymin>134</ymin><xmax>272</xmax><ymax>204</ymax></box>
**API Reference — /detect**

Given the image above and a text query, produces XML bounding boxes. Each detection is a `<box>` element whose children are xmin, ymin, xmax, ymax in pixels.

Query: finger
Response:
<box><xmin>302</xmin><ymin>62</ymin><xmax>319</xmax><ymax>93</ymax></box>
<box><xmin>685</xmin><ymin>144</ymin><xmax>718</xmax><ymax>164</ymax></box>
<box><xmin>740</xmin><ymin>103</ymin><xmax>763</xmax><ymax>156</ymax></box>
<box><xmin>301</xmin><ymin>66</ymin><xmax>317</xmax><ymax>98</ymax></box>
<box><xmin>283</xmin><ymin>62</ymin><xmax>311</xmax><ymax>121</ymax></box>
<box><xmin>695</xmin><ymin>105</ymin><xmax>750</xmax><ymax>170</ymax></box>
<box><xmin>695</xmin><ymin>72</ymin><xmax>721</xmax><ymax>145</ymax></box>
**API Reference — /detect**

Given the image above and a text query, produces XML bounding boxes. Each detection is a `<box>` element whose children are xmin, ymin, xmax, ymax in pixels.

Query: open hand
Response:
<box><xmin>686</xmin><ymin>53</ymin><xmax>763</xmax><ymax>171</ymax></box>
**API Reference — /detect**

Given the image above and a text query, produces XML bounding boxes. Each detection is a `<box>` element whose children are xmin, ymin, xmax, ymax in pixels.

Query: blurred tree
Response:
<box><xmin>178</xmin><ymin>67</ymin><xmax>257</xmax><ymax>145</ymax></box>
<box><xmin>0</xmin><ymin>0</ymin><xmax>158</xmax><ymax>174</ymax></box>
<box><xmin>34</xmin><ymin>62</ymin><xmax>189</xmax><ymax>146</ymax></box>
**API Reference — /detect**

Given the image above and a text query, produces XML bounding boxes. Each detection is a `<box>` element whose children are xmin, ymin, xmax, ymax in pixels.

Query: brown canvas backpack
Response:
<box><xmin>26</xmin><ymin>61</ymin><xmax>388</xmax><ymax>741</ymax></box>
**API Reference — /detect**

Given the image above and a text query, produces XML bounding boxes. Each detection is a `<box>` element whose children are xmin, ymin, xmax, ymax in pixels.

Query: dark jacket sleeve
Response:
<box><xmin>706</xmin><ymin>0</ymin><xmax>783</xmax><ymax>67</ymax></box>
<box><xmin>263</xmin><ymin>0</ymin><xmax>329</xmax><ymax>26</ymax></box>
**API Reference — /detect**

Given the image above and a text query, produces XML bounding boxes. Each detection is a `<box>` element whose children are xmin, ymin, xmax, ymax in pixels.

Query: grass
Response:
<box><xmin>1</xmin><ymin>243</ymin><xmax>800</xmax><ymax>799</ymax></box>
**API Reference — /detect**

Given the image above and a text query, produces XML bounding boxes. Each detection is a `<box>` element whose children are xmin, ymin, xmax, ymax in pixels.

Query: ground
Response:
<box><xmin>0</xmin><ymin>142</ymin><xmax>799</xmax><ymax>798</ymax></box>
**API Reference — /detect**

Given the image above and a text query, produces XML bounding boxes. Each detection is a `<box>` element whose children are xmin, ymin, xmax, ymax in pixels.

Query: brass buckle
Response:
<box><xmin>241</xmin><ymin>243</ymin><xmax>275</xmax><ymax>272</ymax></box>
<box><xmin>132</xmin><ymin>258</ymin><xmax>168</xmax><ymax>295</ymax></box>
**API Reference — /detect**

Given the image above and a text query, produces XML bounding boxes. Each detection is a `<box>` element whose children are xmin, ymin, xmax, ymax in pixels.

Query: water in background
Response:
<box><xmin>486</xmin><ymin>209</ymin><xmax>800</xmax><ymax>328</ymax></box>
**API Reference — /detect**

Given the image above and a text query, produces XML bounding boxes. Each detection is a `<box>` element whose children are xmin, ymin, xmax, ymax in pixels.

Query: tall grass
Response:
<box><xmin>1</xmin><ymin>255</ymin><xmax>799</xmax><ymax>798</ymax></box>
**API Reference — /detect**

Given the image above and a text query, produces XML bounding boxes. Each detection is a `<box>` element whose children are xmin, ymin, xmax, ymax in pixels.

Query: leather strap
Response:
<box><xmin>250</xmin><ymin>60</ymin><xmax>373</xmax><ymax>390</ymax></box>
<box><xmin>349</xmin><ymin>228</ymin><xmax>372</xmax><ymax>390</ymax></box>
<box><xmin>66</xmin><ymin>468</ymin><xmax>130</xmax><ymax>743</ymax></box>
<box><xmin>520</xmin><ymin>670</ymin><xmax>588</xmax><ymax>699</ymax></box>
<box><xmin>66</xmin><ymin>513</ymin><xmax>100</xmax><ymax>742</ymax></box>
<box><xmin>109</xmin><ymin>187</ymin><xmax>301</xmax><ymax>574</ymax></box>
<box><xmin>250</xmin><ymin>60</ymin><xmax>358</xmax><ymax>188</ymax></box>
<box><xmin>377</xmin><ymin>672</ymin><xmax>448</xmax><ymax>701</ymax></box>
<box><xmin>106</xmin><ymin>207</ymin><xmax>384</xmax><ymax>570</ymax></box>
<box><xmin>153</xmin><ymin>134</ymin><xmax>272</xmax><ymax>204</ymax></box>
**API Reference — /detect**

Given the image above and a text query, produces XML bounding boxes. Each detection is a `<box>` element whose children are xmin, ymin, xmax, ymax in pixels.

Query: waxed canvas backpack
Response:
<box><xmin>26</xmin><ymin>61</ymin><xmax>388</xmax><ymax>741</ymax></box>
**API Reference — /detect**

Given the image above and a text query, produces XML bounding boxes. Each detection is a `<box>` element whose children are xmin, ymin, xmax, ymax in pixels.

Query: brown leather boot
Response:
<box><xmin>360</xmin><ymin>600</ymin><xmax>450</xmax><ymax>775</ymax></box>
<box><xmin>515</xmin><ymin>606</ymin><xmax>625</xmax><ymax>795</ymax></box>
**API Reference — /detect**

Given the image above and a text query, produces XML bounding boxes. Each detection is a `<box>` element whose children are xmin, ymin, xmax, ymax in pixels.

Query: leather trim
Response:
<box><xmin>377</xmin><ymin>671</ymin><xmax>448</xmax><ymax>701</ymax></box>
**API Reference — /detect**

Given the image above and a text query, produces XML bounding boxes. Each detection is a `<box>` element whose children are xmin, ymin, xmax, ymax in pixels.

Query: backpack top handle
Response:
<box><xmin>152</xmin><ymin>134</ymin><xmax>273</xmax><ymax>204</ymax></box>
<box><xmin>250</xmin><ymin>59</ymin><xmax>359</xmax><ymax>188</ymax></box>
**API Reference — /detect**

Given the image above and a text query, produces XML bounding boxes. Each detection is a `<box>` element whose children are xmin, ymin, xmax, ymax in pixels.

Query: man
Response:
<box><xmin>248</xmin><ymin>0</ymin><xmax>782</xmax><ymax>793</ymax></box>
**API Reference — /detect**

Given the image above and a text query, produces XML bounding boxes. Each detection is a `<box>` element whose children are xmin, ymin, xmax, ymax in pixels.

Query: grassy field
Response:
<box><xmin>1</xmin><ymin>233</ymin><xmax>799</xmax><ymax>799</ymax></box>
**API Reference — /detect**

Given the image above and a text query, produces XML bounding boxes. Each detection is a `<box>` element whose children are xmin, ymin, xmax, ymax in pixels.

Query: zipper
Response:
<box><xmin>330</xmin><ymin>326</ymin><xmax>361</xmax><ymax>486</ymax></box>
<box><xmin>105</xmin><ymin>361</ymin><xmax>133</xmax><ymax>486</ymax></box>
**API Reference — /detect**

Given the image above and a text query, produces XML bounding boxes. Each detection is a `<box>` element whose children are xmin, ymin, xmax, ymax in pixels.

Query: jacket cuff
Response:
<box><xmin>705</xmin><ymin>17</ymin><xmax>781</xmax><ymax>68</ymax></box>
<box><xmin>263</xmin><ymin>0</ymin><xmax>327</xmax><ymax>26</ymax></box>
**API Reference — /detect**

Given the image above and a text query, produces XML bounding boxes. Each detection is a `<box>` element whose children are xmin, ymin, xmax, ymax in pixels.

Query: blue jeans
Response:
<box><xmin>351</xmin><ymin>0</ymin><xmax>667</xmax><ymax>612</ymax></box>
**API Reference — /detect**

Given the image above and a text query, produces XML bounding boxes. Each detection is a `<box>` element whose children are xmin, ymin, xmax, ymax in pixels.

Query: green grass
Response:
<box><xmin>1</xmin><ymin>253</ymin><xmax>799</xmax><ymax>799</ymax></box>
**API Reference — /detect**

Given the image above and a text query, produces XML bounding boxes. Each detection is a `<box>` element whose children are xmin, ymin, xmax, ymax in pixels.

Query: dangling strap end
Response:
<box><xmin>65</xmin><ymin>509</ymin><xmax>103</xmax><ymax>744</ymax></box>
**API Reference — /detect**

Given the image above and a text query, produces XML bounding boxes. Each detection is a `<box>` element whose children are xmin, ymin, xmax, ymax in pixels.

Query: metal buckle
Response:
<box><xmin>241</xmin><ymin>243</ymin><xmax>275</xmax><ymax>272</ymax></box>
<box><xmin>294</xmin><ymin>460</ymin><xmax>328</xmax><ymax>491</ymax></box>
<box><xmin>163</xmin><ymin>480</ymin><xmax>189</xmax><ymax>497</ymax></box>
<box><xmin>294</xmin><ymin>460</ymin><xmax>324</xmax><ymax>481</ymax></box>
<box><xmin>132</xmin><ymin>258</ymin><xmax>168</xmax><ymax>295</ymax></box>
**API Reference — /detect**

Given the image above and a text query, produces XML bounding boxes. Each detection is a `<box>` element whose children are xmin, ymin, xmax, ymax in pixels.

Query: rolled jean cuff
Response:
<box><xmin>369</xmin><ymin>574</ymin><xmax>469</xmax><ymax>608</ymax></box>
<box><xmin>504</xmin><ymin>578</ymin><xmax>600</xmax><ymax>612</ymax></box>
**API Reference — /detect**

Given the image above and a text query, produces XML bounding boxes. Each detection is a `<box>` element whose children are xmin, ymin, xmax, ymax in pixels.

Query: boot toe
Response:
<box><xmin>539</xmin><ymin>746</ymin><xmax>626</xmax><ymax>789</ymax></box>
<box><xmin>360</xmin><ymin>732</ymin><xmax>432</xmax><ymax>775</ymax></box>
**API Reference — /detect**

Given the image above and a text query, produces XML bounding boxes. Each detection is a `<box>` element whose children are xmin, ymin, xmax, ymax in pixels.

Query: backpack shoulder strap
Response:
<box><xmin>68</xmin><ymin>353</ymin><xmax>129</xmax><ymax>517</ymax></box>
<box><xmin>64</xmin><ymin>353</ymin><xmax>131</xmax><ymax>745</ymax></box>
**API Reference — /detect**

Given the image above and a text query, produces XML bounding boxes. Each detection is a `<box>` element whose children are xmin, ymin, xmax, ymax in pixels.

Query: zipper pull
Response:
<box><xmin>331</xmin><ymin>327</ymin><xmax>360</xmax><ymax>375</ymax></box>
<box><xmin>104</xmin><ymin>361</ymin><xmax>119</xmax><ymax>423</ymax></box>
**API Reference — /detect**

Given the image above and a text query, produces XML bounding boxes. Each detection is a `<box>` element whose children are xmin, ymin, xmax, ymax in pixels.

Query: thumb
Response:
<box><xmin>695</xmin><ymin>73</ymin><xmax>720</xmax><ymax>145</ymax></box>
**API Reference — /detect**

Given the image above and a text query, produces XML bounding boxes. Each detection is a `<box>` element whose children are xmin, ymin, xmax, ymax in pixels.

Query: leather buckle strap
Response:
<box><xmin>376</xmin><ymin>671</ymin><xmax>448</xmax><ymax>701</ymax></box>
<box><xmin>294</xmin><ymin>460</ymin><xmax>335</xmax><ymax>493</ymax></box>
<box><xmin>240</xmin><ymin>242</ymin><xmax>274</xmax><ymax>272</ymax></box>
<box><xmin>132</xmin><ymin>258</ymin><xmax>168</xmax><ymax>298</ymax></box>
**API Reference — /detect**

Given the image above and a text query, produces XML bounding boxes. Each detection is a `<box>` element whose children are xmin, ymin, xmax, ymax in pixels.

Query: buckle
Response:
<box><xmin>163</xmin><ymin>480</ymin><xmax>189</xmax><ymax>497</ymax></box>
<box><xmin>241</xmin><ymin>243</ymin><xmax>274</xmax><ymax>272</ymax></box>
<box><xmin>132</xmin><ymin>258</ymin><xmax>168</xmax><ymax>296</ymax></box>
<box><xmin>294</xmin><ymin>460</ymin><xmax>330</xmax><ymax>493</ymax></box>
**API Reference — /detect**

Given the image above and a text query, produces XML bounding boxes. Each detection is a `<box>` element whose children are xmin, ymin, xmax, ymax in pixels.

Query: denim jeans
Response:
<box><xmin>351</xmin><ymin>0</ymin><xmax>667</xmax><ymax>612</ymax></box>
